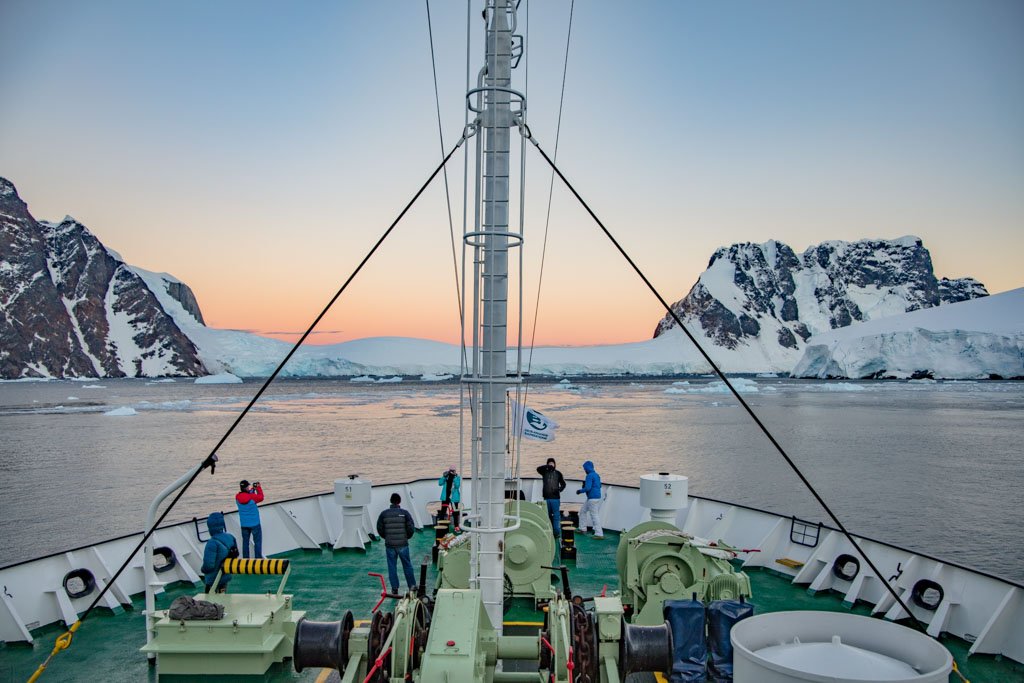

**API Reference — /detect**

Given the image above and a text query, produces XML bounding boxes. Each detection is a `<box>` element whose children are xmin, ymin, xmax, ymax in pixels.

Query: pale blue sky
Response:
<box><xmin>1</xmin><ymin>1</ymin><xmax>1021</xmax><ymax>344</ymax></box>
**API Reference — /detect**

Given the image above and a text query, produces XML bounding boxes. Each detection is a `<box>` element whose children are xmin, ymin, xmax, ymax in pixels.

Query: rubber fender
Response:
<box><xmin>707</xmin><ymin>599</ymin><xmax>754</xmax><ymax>682</ymax></box>
<box><xmin>663</xmin><ymin>599</ymin><xmax>707</xmax><ymax>682</ymax></box>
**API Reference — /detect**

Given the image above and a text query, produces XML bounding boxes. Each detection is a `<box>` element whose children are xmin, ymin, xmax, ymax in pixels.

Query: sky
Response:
<box><xmin>1</xmin><ymin>0</ymin><xmax>1022</xmax><ymax>346</ymax></box>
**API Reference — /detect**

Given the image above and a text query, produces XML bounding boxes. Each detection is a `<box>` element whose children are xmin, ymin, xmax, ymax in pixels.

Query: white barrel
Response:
<box><xmin>334</xmin><ymin>475</ymin><xmax>371</xmax><ymax>506</ymax></box>
<box><xmin>732</xmin><ymin>611</ymin><xmax>952</xmax><ymax>682</ymax></box>
<box><xmin>639</xmin><ymin>473</ymin><xmax>688</xmax><ymax>524</ymax></box>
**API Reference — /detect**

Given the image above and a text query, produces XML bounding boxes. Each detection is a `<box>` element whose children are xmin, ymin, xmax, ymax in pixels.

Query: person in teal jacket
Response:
<box><xmin>438</xmin><ymin>466</ymin><xmax>462</xmax><ymax>530</ymax></box>
<box><xmin>201</xmin><ymin>511</ymin><xmax>238</xmax><ymax>592</ymax></box>
<box><xmin>576</xmin><ymin>460</ymin><xmax>604</xmax><ymax>539</ymax></box>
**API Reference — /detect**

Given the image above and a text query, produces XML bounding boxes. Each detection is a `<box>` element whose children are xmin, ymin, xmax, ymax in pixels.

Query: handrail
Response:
<box><xmin>143</xmin><ymin>462</ymin><xmax>203</xmax><ymax>661</ymax></box>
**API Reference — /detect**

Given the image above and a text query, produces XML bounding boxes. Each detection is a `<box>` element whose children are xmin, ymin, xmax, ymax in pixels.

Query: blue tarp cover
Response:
<box><xmin>663</xmin><ymin>599</ymin><xmax>707</xmax><ymax>682</ymax></box>
<box><xmin>707</xmin><ymin>599</ymin><xmax>755</xmax><ymax>682</ymax></box>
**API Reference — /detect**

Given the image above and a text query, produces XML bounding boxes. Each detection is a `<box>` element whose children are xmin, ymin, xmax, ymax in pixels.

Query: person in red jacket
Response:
<box><xmin>236</xmin><ymin>480</ymin><xmax>265</xmax><ymax>558</ymax></box>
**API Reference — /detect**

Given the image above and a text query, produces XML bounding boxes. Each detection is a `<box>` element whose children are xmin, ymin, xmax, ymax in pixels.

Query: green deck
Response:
<box><xmin>1</xmin><ymin>529</ymin><xmax>1019</xmax><ymax>683</ymax></box>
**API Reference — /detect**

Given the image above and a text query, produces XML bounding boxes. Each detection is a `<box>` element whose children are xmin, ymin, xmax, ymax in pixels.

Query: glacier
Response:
<box><xmin>792</xmin><ymin>289</ymin><xmax>1024</xmax><ymax>379</ymax></box>
<box><xmin>132</xmin><ymin>265</ymin><xmax>1024</xmax><ymax>380</ymax></box>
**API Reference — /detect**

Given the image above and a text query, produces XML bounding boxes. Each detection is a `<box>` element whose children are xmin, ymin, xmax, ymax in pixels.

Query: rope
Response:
<box><xmin>25</xmin><ymin>621</ymin><xmax>78</xmax><ymax>683</ymax></box>
<box><xmin>521</xmin><ymin>131</ymin><xmax>928</xmax><ymax>635</ymax></box>
<box><xmin>25</xmin><ymin>135</ymin><xmax>469</xmax><ymax>681</ymax></box>
<box><xmin>511</xmin><ymin>0</ymin><xmax>575</xmax><ymax>477</ymax></box>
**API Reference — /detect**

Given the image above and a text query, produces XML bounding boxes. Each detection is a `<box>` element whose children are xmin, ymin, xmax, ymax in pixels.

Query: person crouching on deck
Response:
<box><xmin>236</xmin><ymin>480</ymin><xmax>265</xmax><ymax>558</ymax></box>
<box><xmin>201</xmin><ymin>511</ymin><xmax>238</xmax><ymax>593</ymax></box>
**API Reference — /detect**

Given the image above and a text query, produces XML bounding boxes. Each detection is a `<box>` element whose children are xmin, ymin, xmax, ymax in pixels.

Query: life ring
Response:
<box><xmin>911</xmin><ymin>579</ymin><xmax>944</xmax><ymax>611</ymax></box>
<box><xmin>153</xmin><ymin>546</ymin><xmax>177</xmax><ymax>573</ymax></box>
<box><xmin>63</xmin><ymin>568</ymin><xmax>96</xmax><ymax>599</ymax></box>
<box><xmin>831</xmin><ymin>554</ymin><xmax>860</xmax><ymax>582</ymax></box>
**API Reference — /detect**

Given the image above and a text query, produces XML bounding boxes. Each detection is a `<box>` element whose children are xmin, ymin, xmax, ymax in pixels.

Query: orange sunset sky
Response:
<box><xmin>2</xmin><ymin>1</ymin><xmax>1021</xmax><ymax>347</ymax></box>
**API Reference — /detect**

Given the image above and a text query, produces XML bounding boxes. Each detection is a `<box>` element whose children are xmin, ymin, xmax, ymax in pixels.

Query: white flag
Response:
<box><xmin>510</xmin><ymin>399</ymin><xmax>558</xmax><ymax>442</ymax></box>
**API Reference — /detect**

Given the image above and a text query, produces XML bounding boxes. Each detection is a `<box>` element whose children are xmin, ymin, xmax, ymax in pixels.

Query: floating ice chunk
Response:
<box><xmin>83</xmin><ymin>385</ymin><xmax>105</xmax><ymax>389</ymax></box>
<box><xmin>147</xmin><ymin>378</ymin><xmax>177</xmax><ymax>384</ymax></box>
<box><xmin>105</xmin><ymin>406</ymin><xmax>138</xmax><ymax>416</ymax></box>
<box><xmin>350</xmin><ymin>376</ymin><xmax>375</xmax><ymax>382</ymax></box>
<box><xmin>756</xmin><ymin>372</ymin><xmax>779</xmax><ymax>378</ymax></box>
<box><xmin>420</xmin><ymin>373</ymin><xmax>453</xmax><ymax>382</ymax></box>
<box><xmin>666</xmin><ymin>378</ymin><xmax>760</xmax><ymax>394</ymax></box>
<box><xmin>558</xmin><ymin>379</ymin><xmax>572</xmax><ymax>384</ymax></box>
<box><xmin>376</xmin><ymin>376</ymin><xmax>403</xmax><ymax>383</ymax></box>
<box><xmin>811</xmin><ymin>382</ymin><xmax>866</xmax><ymax>392</ymax></box>
<box><xmin>194</xmin><ymin>373</ymin><xmax>243</xmax><ymax>384</ymax></box>
<box><xmin>672</xmin><ymin>381</ymin><xmax>690</xmax><ymax>386</ymax></box>
<box><xmin>67</xmin><ymin>396</ymin><xmax>79</xmax><ymax>400</ymax></box>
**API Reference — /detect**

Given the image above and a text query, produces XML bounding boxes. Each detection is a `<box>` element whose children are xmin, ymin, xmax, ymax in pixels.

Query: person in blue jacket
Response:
<box><xmin>438</xmin><ymin>466</ymin><xmax>462</xmax><ymax>531</ymax></box>
<box><xmin>201</xmin><ymin>511</ymin><xmax>238</xmax><ymax>592</ymax></box>
<box><xmin>576</xmin><ymin>461</ymin><xmax>604</xmax><ymax>539</ymax></box>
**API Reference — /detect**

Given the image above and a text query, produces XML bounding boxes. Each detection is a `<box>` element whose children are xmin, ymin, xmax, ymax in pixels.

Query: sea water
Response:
<box><xmin>0</xmin><ymin>377</ymin><xmax>1021</xmax><ymax>584</ymax></box>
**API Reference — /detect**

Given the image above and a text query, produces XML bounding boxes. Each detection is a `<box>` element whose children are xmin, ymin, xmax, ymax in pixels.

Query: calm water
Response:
<box><xmin>0</xmin><ymin>377</ymin><xmax>1021</xmax><ymax>583</ymax></box>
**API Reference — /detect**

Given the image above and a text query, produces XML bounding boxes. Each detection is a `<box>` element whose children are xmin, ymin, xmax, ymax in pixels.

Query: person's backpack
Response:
<box><xmin>214</xmin><ymin>536</ymin><xmax>239</xmax><ymax>560</ymax></box>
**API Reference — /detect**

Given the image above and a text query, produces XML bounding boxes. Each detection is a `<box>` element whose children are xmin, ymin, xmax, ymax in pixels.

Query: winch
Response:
<box><xmin>436</xmin><ymin>501</ymin><xmax>555</xmax><ymax>605</ymax></box>
<box><xmin>293</xmin><ymin>587</ymin><xmax>672</xmax><ymax>683</ymax></box>
<box><xmin>616</xmin><ymin>521</ymin><xmax>752</xmax><ymax>625</ymax></box>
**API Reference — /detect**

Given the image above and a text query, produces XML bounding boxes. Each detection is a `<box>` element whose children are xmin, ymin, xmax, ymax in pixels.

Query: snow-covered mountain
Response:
<box><xmin>0</xmin><ymin>178</ymin><xmax>206</xmax><ymax>379</ymax></box>
<box><xmin>653</xmin><ymin>237</ymin><xmax>988</xmax><ymax>371</ymax></box>
<box><xmin>792</xmin><ymin>288</ymin><xmax>1024</xmax><ymax>379</ymax></box>
<box><xmin>4</xmin><ymin>176</ymin><xmax>1014</xmax><ymax>380</ymax></box>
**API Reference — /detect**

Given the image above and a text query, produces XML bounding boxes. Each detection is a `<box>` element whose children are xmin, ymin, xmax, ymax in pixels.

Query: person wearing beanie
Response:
<box><xmin>375</xmin><ymin>492</ymin><xmax>417</xmax><ymax>594</ymax></box>
<box><xmin>536</xmin><ymin>458</ymin><xmax>567</xmax><ymax>538</ymax></box>
<box><xmin>235</xmin><ymin>480</ymin><xmax>265</xmax><ymax>558</ymax></box>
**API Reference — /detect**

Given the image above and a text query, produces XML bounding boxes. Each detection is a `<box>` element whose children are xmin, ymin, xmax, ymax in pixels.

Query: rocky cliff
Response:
<box><xmin>653</xmin><ymin>236</ymin><xmax>988</xmax><ymax>368</ymax></box>
<box><xmin>0</xmin><ymin>178</ymin><xmax>207</xmax><ymax>379</ymax></box>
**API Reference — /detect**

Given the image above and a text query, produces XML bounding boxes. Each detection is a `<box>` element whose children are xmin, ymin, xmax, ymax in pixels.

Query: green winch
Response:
<box><xmin>293</xmin><ymin>587</ymin><xmax>673</xmax><ymax>682</ymax></box>
<box><xmin>616</xmin><ymin>521</ymin><xmax>752</xmax><ymax>625</ymax></box>
<box><xmin>436</xmin><ymin>501</ymin><xmax>555</xmax><ymax>604</ymax></box>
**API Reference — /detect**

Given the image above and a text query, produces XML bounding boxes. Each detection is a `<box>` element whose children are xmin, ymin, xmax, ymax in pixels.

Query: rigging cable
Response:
<box><xmin>425</xmin><ymin>0</ymin><xmax>465</xmax><ymax>331</ymax></box>
<box><xmin>511</xmin><ymin>0</ymin><xmax>574</xmax><ymax>470</ymax></box>
<box><xmin>25</xmin><ymin>134</ymin><xmax>471</xmax><ymax>682</ymax></box>
<box><xmin>520</xmin><ymin>130</ymin><xmax>928</xmax><ymax>634</ymax></box>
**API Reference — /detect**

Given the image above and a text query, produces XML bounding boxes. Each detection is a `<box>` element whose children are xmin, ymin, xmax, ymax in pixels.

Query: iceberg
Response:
<box><xmin>104</xmin><ymin>406</ymin><xmax>137</xmax><ymax>416</ymax></box>
<box><xmin>194</xmin><ymin>373</ymin><xmax>243</xmax><ymax>384</ymax></box>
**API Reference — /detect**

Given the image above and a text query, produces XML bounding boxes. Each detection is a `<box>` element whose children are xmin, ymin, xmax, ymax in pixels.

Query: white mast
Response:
<box><xmin>466</xmin><ymin>0</ymin><xmax>521</xmax><ymax>634</ymax></box>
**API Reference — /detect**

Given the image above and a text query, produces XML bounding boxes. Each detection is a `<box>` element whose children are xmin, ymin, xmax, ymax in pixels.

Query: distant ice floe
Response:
<box><xmin>672</xmin><ymin>381</ymin><xmax>690</xmax><ymax>386</ymax></box>
<box><xmin>147</xmin><ymin>378</ymin><xmax>177</xmax><ymax>384</ymax></box>
<box><xmin>803</xmin><ymin>382</ymin><xmax>866</xmax><ymax>392</ymax></box>
<box><xmin>420</xmin><ymin>373</ymin><xmax>453</xmax><ymax>382</ymax></box>
<box><xmin>194</xmin><ymin>373</ymin><xmax>243</xmax><ymax>384</ymax></box>
<box><xmin>666</xmin><ymin>378</ymin><xmax>761</xmax><ymax>394</ymax></box>
<box><xmin>756</xmin><ymin>372</ymin><xmax>779</xmax><ymax>378</ymax></box>
<box><xmin>104</xmin><ymin>406</ymin><xmax>137</xmax><ymax>416</ymax></box>
<box><xmin>83</xmin><ymin>385</ymin><xmax>105</xmax><ymax>389</ymax></box>
<box><xmin>350</xmin><ymin>376</ymin><xmax>376</xmax><ymax>382</ymax></box>
<box><xmin>377</xmin><ymin>376</ymin><xmax>403</xmax><ymax>383</ymax></box>
<box><xmin>67</xmin><ymin>396</ymin><xmax>78</xmax><ymax>400</ymax></box>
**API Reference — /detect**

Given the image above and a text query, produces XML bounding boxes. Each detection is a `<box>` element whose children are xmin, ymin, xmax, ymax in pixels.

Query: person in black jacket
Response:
<box><xmin>375</xmin><ymin>492</ymin><xmax>417</xmax><ymax>594</ymax></box>
<box><xmin>536</xmin><ymin>458</ymin><xmax>566</xmax><ymax>537</ymax></box>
